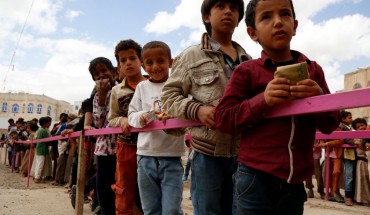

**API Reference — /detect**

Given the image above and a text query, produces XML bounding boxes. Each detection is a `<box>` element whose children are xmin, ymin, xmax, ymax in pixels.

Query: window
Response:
<box><xmin>28</xmin><ymin>103</ymin><xmax>34</xmax><ymax>113</ymax></box>
<box><xmin>37</xmin><ymin>104</ymin><xmax>42</xmax><ymax>114</ymax></box>
<box><xmin>47</xmin><ymin>106</ymin><xmax>51</xmax><ymax>116</ymax></box>
<box><xmin>2</xmin><ymin>102</ymin><xmax>7</xmax><ymax>112</ymax></box>
<box><xmin>12</xmin><ymin>104</ymin><xmax>19</xmax><ymax>113</ymax></box>
<box><xmin>353</xmin><ymin>83</ymin><xmax>361</xmax><ymax>89</ymax></box>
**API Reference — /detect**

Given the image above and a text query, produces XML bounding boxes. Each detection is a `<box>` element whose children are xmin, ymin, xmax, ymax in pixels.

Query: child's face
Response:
<box><xmin>204</xmin><ymin>1</ymin><xmax>240</xmax><ymax>36</ymax></box>
<box><xmin>92</xmin><ymin>63</ymin><xmax>114</xmax><ymax>82</ymax></box>
<box><xmin>354</xmin><ymin>122</ymin><xmax>367</xmax><ymax>131</ymax></box>
<box><xmin>117</xmin><ymin>49</ymin><xmax>142</xmax><ymax>80</ymax></box>
<box><xmin>142</xmin><ymin>47</ymin><xmax>172</xmax><ymax>83</ymax></box>
<box><xmin>10</xmin><ymin>132</ymin><xmax>18</xmax><ymax>139</ymax></box>
<box><xmin>342</xmin><ymin>114</ymin><xmax>352</xmax><ymax>126</ymax></box>
<box><xmin>247</xmin><ymin>0</ymin><xmax>297</xmax><ymax>54</ymax></box>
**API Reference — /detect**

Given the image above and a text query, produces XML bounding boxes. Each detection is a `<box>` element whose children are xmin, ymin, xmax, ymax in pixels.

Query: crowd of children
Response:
<box><xmin>317</xmin><ymin>110</ymin><xmax>370</xmax><ymax>207</ymax></box>
<box><xmin>1</xmin><ymin>1</ymin><xmax>370</xmax><ymax>215</ymax></box>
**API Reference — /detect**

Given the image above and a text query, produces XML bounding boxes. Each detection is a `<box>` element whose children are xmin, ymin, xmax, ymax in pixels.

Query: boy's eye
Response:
<box><xmin>282</xmin><ymin>11</ymin><xmax>292</xmax><ymax>17</ymax></box>
<box><xmin>261</xmin><ymin>15</ymin><xmax>270</xmax><ymax>20</ymax></box>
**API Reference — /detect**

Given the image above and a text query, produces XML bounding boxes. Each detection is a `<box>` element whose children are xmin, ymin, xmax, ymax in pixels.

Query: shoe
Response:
<box><xmin>345</xmin><ymin>198</ymin><xmax>354</xmax><ymax>206</ymax></box>
<box><xmin>90</xmin><ymin>199</ymin><xmax>99</xmax><ymax>212</ymax></box>
<box><xmin>70</xmin><ymin>185</ymin><xmax>76</xmax><ymax>209</ymax></box>
<box><xmin>50</xmin><ymin>181</ymin><xmax>62</xmax><ymax>186</ymax></box>
<box><xmin>307</xmin><ymin>189</ymin><xmax>314</xmax><ymax>198</ymax></box>
<box><xmin>93</xmin><ymin>205</ymin><xmax>102</xmax><ymax>215</ymax></box>
<box><xmin>334</xmin><ymin>194</ymin><xmax>345</xmax><ymax>203</ymax></box>
<box><xmin>33</xmin><ymin>178</ymin><xmax>42</xmax><ymax>183</ymax></box>
<box><xmin>319</xmin><ymin>192</ymin><xmax>325</xmax><ymax>200</ymax></box>
<box><xmin>183</xmin><ymin>175</ymin><xmax>188</xmax><ymax>181</ymax></box>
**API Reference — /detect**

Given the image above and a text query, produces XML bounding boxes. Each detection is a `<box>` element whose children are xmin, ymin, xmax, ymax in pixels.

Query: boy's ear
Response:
<box><xmin>203</xmin><ymin>14</ymin><xmax>211</xmax><ymax>24</ymax></box>
<box><xmin>169</xmin><ymin>58</ymin><xmax>174</xmax><ymax>69</ymax></box>
<box><xmin>247</xmin><ymin>27</ymin><xmax>258</xmax><ymax>42</ymax></box>
<box><xmin>293</xmin><ymin>20</ymin><xmax>298</xmax><ymax>36</ymax></box>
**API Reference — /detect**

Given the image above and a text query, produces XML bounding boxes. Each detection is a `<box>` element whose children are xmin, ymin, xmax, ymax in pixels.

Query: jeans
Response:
<box><xmin>137</xmin><ymin>156</ymin><xmax>183</xmax><ymax>215</ymax></box>
<box><xmin>184</xmin><ymin>148</ymin><xmax>192</xmax><ymax>177</ymax></box>
<box><xmin>344</xmin><ymin>159</ymin><xmax>356</xmax><ymax>198</ymax></box>
<box><xmin>190</xmin><ymin>151</ymin><xmax>236</xmax><ymax>215</ymax></box>
<box><xmin>96</xmin><ymin>155</ymin><xmax>116</xmax><ymax>215</ymax></box>
<box><xmin>234</xmin><ymin>163</ymin><xmax>307</xmax><ymax>215</ymax></box>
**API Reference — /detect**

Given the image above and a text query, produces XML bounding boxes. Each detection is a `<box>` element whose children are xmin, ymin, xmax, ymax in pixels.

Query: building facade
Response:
<box><xmin>0</xmin><ymin>92</ymin><xmax>74</xmax><ymax>132</ymax></box>
<box><xmin>344</xmin><ymin>66</ymin><xmax>370</xmax><ymax>122</ymax></box>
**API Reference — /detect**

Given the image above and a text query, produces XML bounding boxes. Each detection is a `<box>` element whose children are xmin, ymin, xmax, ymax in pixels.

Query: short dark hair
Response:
<box><xmin>114</xmin><ymin>39</ymin><xmax>142</xmax><ymax>65</ymax></box>
<box><xmin>60</xmin><ymin>113</ymin><xmax>68</xmax><ymax>120</ymax></box>
<box><xmin>352</xmin><ymin>118</ymin><xmax>367</xmax><ymax>130</ymax></box>
<box><xmin>88</xmin><ymin>57</ymin><xmax>114</xmax><ymax>81</ymax></box>
<box><xmin>39</xmin><ymin>117</ymin><xmax>49</xmax><ymax>126</ymax></box>
<box><xmin>142</xmin><ymin>41</ymin><xmax>172</xmax><ymax>60</ymax></box>
<box><xmin>8</xmin><ymin>118</ymin><xmax>14</xmax><ymax>123</ymax></box>
<box><xmin>340</xmin><ymin>110</ymin><xmax>351</xmax><ymax>122</ymax></box>
<box><xmin>29</xmin><ymin>122</ymin><xmax>39</xmax><ymax>132</ymax></box>
<box><xmin>201</xmin><ymin>0</ymin><xmax>245</xmax><ymax>35</ymax></box>
<box><xmin>245</xmin><ymin>0</ymin><xmax>296</xmax><ymax>28</ymax></box>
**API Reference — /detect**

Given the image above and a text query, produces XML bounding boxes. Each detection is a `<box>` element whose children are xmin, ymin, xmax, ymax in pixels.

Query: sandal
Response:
<box><xmin>345</xmin><ymin>198</ymin><xmax>354</xmax><ymax>206</ymax></box>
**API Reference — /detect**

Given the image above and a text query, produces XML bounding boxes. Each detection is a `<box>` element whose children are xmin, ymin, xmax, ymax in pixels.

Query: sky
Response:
<box><xmin>0</xmin><ymin>0</ymin><xmax>369</xmax><ymax>105</ymax></box>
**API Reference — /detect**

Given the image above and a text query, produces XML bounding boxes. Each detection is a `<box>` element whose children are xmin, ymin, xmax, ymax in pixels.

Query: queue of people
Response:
<box><xmin>1</xmin><ymin>1</ymin><xmax>370</xmax><ymax>215</ymax></box>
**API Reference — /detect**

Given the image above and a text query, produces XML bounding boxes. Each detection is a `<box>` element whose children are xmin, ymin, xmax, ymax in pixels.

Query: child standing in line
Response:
<box><xmin>88</xmin><ymin>57</ymin><xmax>117</xmax><ymax>215</ymax></box>
<box><xmin>108</xmin><ymin>39</ymin><xmax>146</xmax><ymax>215</ymax></box>
<box><xmin>8</xmin><ymin>129</ymin><xmax>18</xmax><ymax>170</ymax></box>
<box><xmin>161</xmin><ymin>0</ymin><xmax>251</xmax><ymax>214</ymax></box>
<box><xmin>128</xmin><ymin>41</ymin><xmax>185</xmax><ymax>215</ymax></box>
<box><xmin>351</xmin><ymin>118</ymin><xmax>370</xmax><ymax>206</ymax></box>
<box><xmin>340</xmin><ymin>110</ymin><xmax>357</xmax><ymax>206</ymax></box>
<box><xmin>214</xmin><ymin>0</ymin><xmax>339</xmax><ymax>214</ymax></box>
<box><xmin>34</xmin><ymin>117</ymin><xmax>51</xmax><ymax>183</ymax></box>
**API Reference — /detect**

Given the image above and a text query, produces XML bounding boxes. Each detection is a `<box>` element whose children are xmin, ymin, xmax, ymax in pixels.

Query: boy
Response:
<box><xmin>339</xmin><ymin>110</ymin><xmax>356</xmax><ymax>206</ymax></box>
<box><xmin>128</xmin><ymin>41</ymin><xmax>185</xmax><ymax>214</ymax></box>
<box><xmin>88</xmin><ymin>56</ymin><xmax>117</xmax><ymax>215</ymax></box>
<box><xmin>108</xmin><ymin>39</ymin><xmax>146</xmax><ymax>215</ymax></box>
<box><xmin>351</xmin><ymin>117</ymin><xmax>370</xmax><ymax>206</ymax></box>
<box><xmin>161</xmin><ymin>0</ymin><xmax>251</xmax><ymax>214</ymax></box>
<box><xmin>8</xmin><ymin>129</ymin><xmax>18</xmax><ymax>169</ymax></box>
<box><xmin>34</xmin><ymin>117</ymin><xmax>51</xmax><ymax>183</ymax></box>
<box><xmin>214</xmin><ymin>0</ymin><xmax>340</xmax><ymax>214</ymax></box>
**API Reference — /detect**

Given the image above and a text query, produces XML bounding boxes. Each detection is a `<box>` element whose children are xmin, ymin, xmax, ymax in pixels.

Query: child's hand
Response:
<box><xmin>139</xmin><ymin>113</ymin><xmax>151</xmax><ymax>128</ymax></box>
<box><xmin>264</xmin><ymin>77</ymin><xmax>291</xmax><ymax>107</ymax></box>
<box><xmin>61</xmin><ymin>129</ymin><xmax>73</xmax><ymax>137</ymax></box>
<box><xmin>318</xmin><ymin>141</ymin><xmax>328</xmax><ymax>147</ymax></box>
<box><xmin>120</xmin><ymin>117</ymin><xmax>131</xmax><ymax>136</ymax></box>
<box><xmin>365</xmin><ymin>143</ymin><xmax>370</xmax><ymax>151</ymax></box>
<box><xmin>196</xmin><ymin>106</ymin><xmax>215</xmax><ymax>130</ymax></box>
<box><xmin>159</xmin><ymin>113</ymin><xmax>173</xmax><ymax>125</ymax></box>
<box><xmin>290</xmin><ymin>79</ymin><xmax>324</xmax><ymax>98</ymax></box>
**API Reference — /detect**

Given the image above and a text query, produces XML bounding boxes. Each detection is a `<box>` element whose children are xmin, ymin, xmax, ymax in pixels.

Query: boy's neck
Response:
<box><xmin>265</xmin><ymin>49</ymin><xmax>292</xmax><ymax>62</ymax></box>
<box><xmin>212</xmin><ymin>33</ymin><xmax>233</xmax><ymax>47</ymax></box>
<box><xmin>211</xmin><ymin>33</ymin><xmax>236</xmax><ymax>60</ymax></box>
<box><xmin>127</xmin><ymin>74</ymin><xmax>146</xmax><ymax>84</ymax></box>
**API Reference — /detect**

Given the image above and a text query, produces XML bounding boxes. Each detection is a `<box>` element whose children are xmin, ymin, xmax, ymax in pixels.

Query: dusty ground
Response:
<box><xmin>0</xmin><ymin>147</ymin><xmax>369</xmax><ymax>215</ymax></box>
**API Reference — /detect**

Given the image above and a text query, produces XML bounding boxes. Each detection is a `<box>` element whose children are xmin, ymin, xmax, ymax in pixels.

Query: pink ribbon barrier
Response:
<box><xmin>9</xmin><ymin>87</ymin><xmax>370</xmax><ymax>190</ymax></box>
<box><xmin>265</xmin><ymin>87</ymin><xmax>370</xmax><ymax>118</ymax></box>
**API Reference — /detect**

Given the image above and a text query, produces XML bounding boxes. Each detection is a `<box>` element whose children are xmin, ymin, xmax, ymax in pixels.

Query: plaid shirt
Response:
<box><xmin>93</xmin><ymin>90</ymin><xmax>117</xmax><ymax>156</ymax></box>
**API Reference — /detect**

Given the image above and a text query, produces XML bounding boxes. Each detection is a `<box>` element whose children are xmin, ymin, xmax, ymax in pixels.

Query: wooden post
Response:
<box><xmin>75</xmin><ymin>130</ymin><xmax>86</xmax><ymax>215</ymax></box>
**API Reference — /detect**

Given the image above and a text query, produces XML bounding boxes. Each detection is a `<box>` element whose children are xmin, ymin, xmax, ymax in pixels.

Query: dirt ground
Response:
<box><xmin>0</xmin><ymin>147</ymin><xmax>369</xmax><ymax>215</ymax></box>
